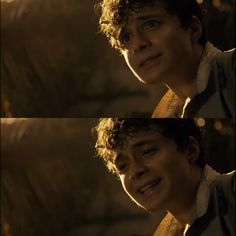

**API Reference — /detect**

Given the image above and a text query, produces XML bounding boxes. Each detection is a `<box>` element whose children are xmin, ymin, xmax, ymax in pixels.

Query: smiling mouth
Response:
<box><xmin>138</xmin><ymin>178</ymin><xmax>162</xmax><ymax>194</ymax></box>
<box><xmin>139</xmin><ymin>54</ymin><xmax>162</xmax><ymax>68</ymax></box>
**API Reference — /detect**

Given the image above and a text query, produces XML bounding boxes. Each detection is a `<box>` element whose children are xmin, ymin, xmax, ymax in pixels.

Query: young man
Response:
<box><xmin>98</xmin><ymin>0</ymin><xmax>235</xmax><ymax>118</ymax></box>
<box><xmin>94</xmin><ymin>118</ymin><xmax>235</xmax><ymax>235</ymax></box>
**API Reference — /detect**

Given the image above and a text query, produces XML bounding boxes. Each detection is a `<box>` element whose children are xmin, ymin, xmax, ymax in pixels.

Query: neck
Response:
<box><xmin>169</xmin><ymin>167</ymin><xmax>203</xmax><ymax>226</ymax></box>
<box><xmin>165</xmin><ymin>45</ymin><xmax>204</xmax><ymax>101</ymax></box>
<box><xmin>171</xmin><ymin>202</ymin><xmax>196</xmax><ymax>226</ymax></box>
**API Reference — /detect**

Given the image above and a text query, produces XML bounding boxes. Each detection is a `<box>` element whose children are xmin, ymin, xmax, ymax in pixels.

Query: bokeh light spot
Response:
<box><xmin>196</xmin><ymin>118</ymin><xmax>205</xmax><ymax>127</ymax></box>
<box><xmin>214</xmin><ymin>120</ymin><xmax>223</xmax><ymax>131</ymax></box>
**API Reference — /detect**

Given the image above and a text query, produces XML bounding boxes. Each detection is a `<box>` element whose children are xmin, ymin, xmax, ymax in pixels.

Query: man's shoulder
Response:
<box><xmin>214</xmin><ymin>170</ymin><xmax>235</xmax><ymax>196</ymax></box>
<box><xmin>210</xmin><ymin>170</ymin><xmax>235</xmax><ymax>219</ymax></box>
<box><xmin>198</xmin><ymin>48</ymin><xmax>236</xmax><ymax>118</ymax></box>
<box><xmin>212</xmin><ymin>48</ymin><xmax>235</xmax><ymax>76</ymax></box>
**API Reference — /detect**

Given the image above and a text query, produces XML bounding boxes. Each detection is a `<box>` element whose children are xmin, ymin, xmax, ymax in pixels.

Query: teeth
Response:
<box><xmin>140</xmin><ymin>179</ymin><xmax>160</xmax><ymax>193</ymax></box>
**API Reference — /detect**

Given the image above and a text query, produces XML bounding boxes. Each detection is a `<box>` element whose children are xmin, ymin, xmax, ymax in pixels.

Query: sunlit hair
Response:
<box><xmin>94</xmin><ymin>118</ymin><xmax>205</xmax><ymax>174</ymax></box>
<box><xmin>96</xmin><ymin>0</ymin><xmax>207</xmax><ymax>52</ymax></box>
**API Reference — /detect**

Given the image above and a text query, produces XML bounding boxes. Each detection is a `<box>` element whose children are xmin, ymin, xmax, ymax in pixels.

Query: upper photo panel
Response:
<box><xmin>1</xmin><ymin>0</ymin><xmax>235</xmax><ymax>118</ymax></box>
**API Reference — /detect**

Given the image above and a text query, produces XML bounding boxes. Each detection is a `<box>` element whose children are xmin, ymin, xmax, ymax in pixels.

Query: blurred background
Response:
<box><xmin>1</xmin><ymin>0</ymin><xmax>235</xmax><ymax>117</ymax></box>
<box><xmin>1</xmin><ymin>118</ymin><xmax>235</xmax><ymax>236</ymax></box>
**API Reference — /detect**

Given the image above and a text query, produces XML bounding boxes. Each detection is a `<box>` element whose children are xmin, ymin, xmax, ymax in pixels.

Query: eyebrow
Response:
<box><xmin>134</xmin><ymin>13</ymin><xmax>165</xmax><ymax>21</ymax></box>
<box><xmin>119</xmin><ymin>12</ymin><xmax>166</xmax><ymax>36</ymax></box>
<box><xmin>113</xmin><ymin>136</ymin><xmax>162</xmax><ymax>164</ymax></box>
<box><xmin>132</xmin><ymin>138</ymin><xmax>160</xmax><ymax>148</ymax></box>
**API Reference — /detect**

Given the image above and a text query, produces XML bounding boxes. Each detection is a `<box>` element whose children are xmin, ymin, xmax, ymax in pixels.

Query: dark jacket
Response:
<box><xmin>152</xmin><ymin>49</ymin><xmax>235</xmax><ymax>118</ymax></box>
<box><xmin>153</xmin><ymin>171</ymin><xmax>235</xmax><ymax>236</ymax></box>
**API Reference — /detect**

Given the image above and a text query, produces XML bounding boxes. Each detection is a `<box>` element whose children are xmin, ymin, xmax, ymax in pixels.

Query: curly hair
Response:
<box><xmin>97</xmin><ymin>0</ymin><xmax>207</xmax><ymax>52</ymax></box>
<box><xmin>94</xmin><ymin>118</ymin><xmax>205</xmax><ymax>174</ymax></box>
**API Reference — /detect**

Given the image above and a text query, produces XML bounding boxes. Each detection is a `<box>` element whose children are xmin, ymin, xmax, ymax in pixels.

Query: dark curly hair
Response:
<box><xmin>96</xmin><ymin>0</ymin><xmax>207</xmax><ymax>52</ymax></box>
<box><xmin>94</xmin><ymin>118</ymin><xmax>206</xmax><ymax>174</ymax></box>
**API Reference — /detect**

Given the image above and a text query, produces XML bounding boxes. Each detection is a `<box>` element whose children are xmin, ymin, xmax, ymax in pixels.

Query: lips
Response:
<box><xmin>139</xmin><ymin>54</ymin><xmax>162</xmax><ymax>68</ymax></box>
<box><xmin>138</xmin><ymin>178</ymin><xmax>162</xmax><ymax>194</ymax></box>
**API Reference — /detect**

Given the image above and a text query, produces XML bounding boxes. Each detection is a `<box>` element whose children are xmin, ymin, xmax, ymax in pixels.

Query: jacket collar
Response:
<box><xmin>153</xmin><ymin>165</ymin><xmax>220</xmax><ymax>236</ymax></box>
<box><xmin>181</xmin><ymin>43</ymin><xmax>221</xmax><ymax>117</ymax></box>
<box><xmin>152</xmin><ymin>42</ymin><xmax>222</xmax><ymax>118</ymax></box>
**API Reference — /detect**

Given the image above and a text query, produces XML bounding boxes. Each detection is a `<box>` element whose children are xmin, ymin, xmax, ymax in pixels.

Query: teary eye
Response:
<box><xmin>143</xmin><ymin>20</ymin><xmax>160</xmax><ymax>31</ymax></box>
<box><xmin>116</xmin><ymin>163</ymin><xmax>128</xmax><ymax>173</ymax></box>
<box><xmin>142</xmin><ymin>148</ymin><xmax>158</xmax><ymax>157</ymax></box>
<box><xmin>119</xmin><ymin>32</ymin><xmax>131</xmax><ymax>46</ymax></box>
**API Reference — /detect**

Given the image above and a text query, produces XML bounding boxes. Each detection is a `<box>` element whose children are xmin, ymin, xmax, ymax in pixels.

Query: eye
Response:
<box><xmin>142</xmin><ymin>148</ymin><xmax>158</xmax><ymax>157</ymax></box>
<box><xmin>143</xmin><ymin>20</ymin><xmax>160</xmax><ymax>31</ymax></box>
<box><xmin>116</xmin><ymin>163</ymin><xmax>128</xmax><ymax>173</ymax></box>
<box><xmin>119</xmin><ymin>32</ymin><xmax>132</xmax><ymax>46</ymax></box>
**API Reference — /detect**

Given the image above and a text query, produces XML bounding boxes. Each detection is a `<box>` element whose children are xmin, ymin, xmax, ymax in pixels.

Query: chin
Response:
<box><xmin>137</xmin><ymin>73</ymin><xmax>163</xmax><ymax>85</ymax></box>
<box><xmin>139</xmin><ymin>197</ymin><xmax>164</xmax><ymax>212</ymax></box>
<box><xmin>145</xmin><ymin>203</ymin><xmax>163</xmax><ymax>212</ymax></box>
<box><xmin>140</xmin><ymin>77</ymin><xmax>161</xmax><ymax>85</ymax></box>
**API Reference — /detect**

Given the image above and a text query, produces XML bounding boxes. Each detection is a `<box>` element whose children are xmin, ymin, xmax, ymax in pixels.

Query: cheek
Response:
<box><xmin>164</xmin><ymin>156</ymin><xmax>189</xmax><ymax>183</ymax></box>
<box><xmin>158</xmin><ymin>151</ymin><xmax>187</xmax><ymax>174</ymax></box>
<box><xmin>161</xmin><ymin>26</ymin><xmax>192</xmax><ymax>51</ymax></box>
<box><xmin>120</xmin><ymin>176</ymin><xmax>129</xmax><ymax>193</ymax></box>
<box><xmin>123</xmin><ymin>53</ymin><xmax>135</xmax><ymax>70</ymax></box>
<box><xmin>121</xmin><ymin>175</ymin><xmax>136</xmax><ymax>198</ymax></box>
<box><xmin>123</xmin><ymin>52</ymin><xmax>129</xmax><ymax>63</ymax></box>
<box><xmin>175</xmin><ymin>32</ymin><xmax>192</xmax><ymax>53</ymax></box>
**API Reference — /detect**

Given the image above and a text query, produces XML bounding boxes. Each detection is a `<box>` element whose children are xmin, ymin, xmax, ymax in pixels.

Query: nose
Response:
<box><xmin>129</xmin><ymin>160</ymin><xmax>147</xmax><ymax>181</ymax></box>
<box><xmin>132</xmin><ymin>30</ymin><xmax>151</xmax><ymax>53</ymax></box>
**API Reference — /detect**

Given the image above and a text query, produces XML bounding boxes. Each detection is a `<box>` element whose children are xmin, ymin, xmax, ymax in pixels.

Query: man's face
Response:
<box><xmin>113</xmin><ymin>130</ymin><xmax>196</xmax><ymax>212</ymax></box>
<box><xmin>119</xmin><ymin>3</ymin><xmax>197</xmax><ymax>85</ymax></box>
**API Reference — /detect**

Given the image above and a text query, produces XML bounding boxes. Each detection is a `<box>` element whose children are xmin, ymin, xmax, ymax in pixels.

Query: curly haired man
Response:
<box><xmin>97</xmin><ymin>0</ymin><xmax>235</xmax><ymax>118</ymax></box>
<box><xmin>94</xmin><ymin>118</ymin><xmax>235</xmax><ymax>235</ymax></box>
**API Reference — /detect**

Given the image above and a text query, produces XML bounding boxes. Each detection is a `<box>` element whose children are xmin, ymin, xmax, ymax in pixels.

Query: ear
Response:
<box><xmin>187</xmin><ymin>136</ymin><xmax>200</xmax><ymax>164</ymax></box>
<box><xmin>190</xmin><ymin>16</ymin><xmax>203</xmax><ymax>43</ymax></box>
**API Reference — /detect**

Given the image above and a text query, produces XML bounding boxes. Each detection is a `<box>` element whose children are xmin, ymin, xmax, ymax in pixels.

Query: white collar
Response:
<box><xmin>181</xmin><ymin>42</ymin><xmax>221</xmax><ymax>117</ymax></box>
<box><xmin>183</xmin><ymin>165</ymin><xmax>220</xmax><ymax>235</ymax></box>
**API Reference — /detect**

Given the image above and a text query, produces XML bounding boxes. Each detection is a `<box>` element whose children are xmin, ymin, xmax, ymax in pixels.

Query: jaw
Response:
<box><xmin>128</xmin><ymin>178</ymin><xmax>166</xmax><ymax>211</ymax></box>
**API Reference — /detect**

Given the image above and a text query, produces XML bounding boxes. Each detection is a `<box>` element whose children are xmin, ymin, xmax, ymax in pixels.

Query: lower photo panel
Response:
<box><xmin>1</xmin><ymin>118</ymin><xmax>235</xmax><ymax>236</ymax></box>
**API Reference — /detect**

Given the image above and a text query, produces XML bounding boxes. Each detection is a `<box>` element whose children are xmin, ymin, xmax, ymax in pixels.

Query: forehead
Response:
<box><xmin>120</xmin><ymin>2</ymin><xmax>169</xmax><ymax>24</ymax></box>
<box><xmin>117</xmin><ymin>3</ymin><xmax>169</xmax><ymax>36</ymax></box>
<box><xmin>112</xmin><ymin>130</ymin><xmax>165</xmax><ymax>161</ymax></box>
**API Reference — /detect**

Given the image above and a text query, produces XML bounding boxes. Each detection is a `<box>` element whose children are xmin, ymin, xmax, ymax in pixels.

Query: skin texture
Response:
<box><xmin>113</xmin><ymin>130</ymin><xmax>202</xmax><ymax>224</ymax></box>
<box><xmin>119</xmin><ymin>3</ymin><xmax>203</xmax><ymax>100</ymax></box>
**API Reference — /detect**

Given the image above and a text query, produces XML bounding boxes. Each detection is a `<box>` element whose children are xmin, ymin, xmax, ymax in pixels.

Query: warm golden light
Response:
<box><xmin>1</xmin><ymin>118</ymin><xmax>28</xmax><ymax>125</ymax></box>
<box><xmin>213</xmin><ymin>0</ymin><xmax>221</xmax><ymax>7</ymax></box>
<box><xmin>3</xmin><ymin>222</ymin><xmax>11</xmax><ymax>236</ymax></box>
<box><xmin>214</xmin><ymin>120</ymin><xmax>223</xmax><ymax>130</ymax></box>
<box><xmin>1</xmin><ymin>0</ymin><xmax>15</xmax><ymax>2</ymax></box>
<box><xmin>196</xmin><ymin>0</ymin><xmax>204</xmax><ymax>4</ymax></box>
<box><xmin>196</xmin><ymin>118</ymin><xmax>205</xmax><ymax>127</ymax></box>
